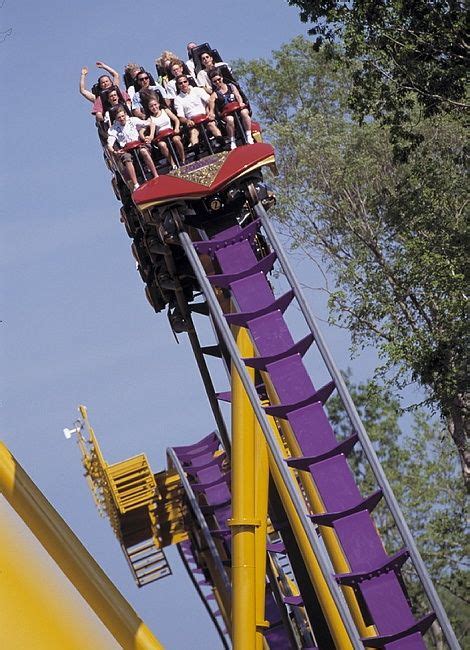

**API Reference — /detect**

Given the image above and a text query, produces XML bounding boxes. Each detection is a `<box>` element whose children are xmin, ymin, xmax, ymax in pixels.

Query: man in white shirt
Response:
<box><xmin>107</xmin><ymin>107</ymin><xmax>158</xmax><ymax>189</ymax></box>
<box><xmin>173</xmin><ymin>75</ymin><xmax>223</xmax><ymax>150</ymax></box>
<box><xmin>166</xmin><ymin>60</ymin><xmax>197</xmax><ymax>99</ymax></box>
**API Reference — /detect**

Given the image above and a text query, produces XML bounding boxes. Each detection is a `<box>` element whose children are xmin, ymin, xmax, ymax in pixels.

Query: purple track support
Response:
<box><xmin>178</xmin><ymin>539</ymin><xmax>229</xmax><ymax>647</ymax></box>
<box><xmin>173</xmin><ymin>432</ymin><xmax>294</xmax><ymax>648</ymax></box>
<box><xmin>192</xmin><ymin>225</ymin><xmax>433</xmax><ymax>648</ymax></box>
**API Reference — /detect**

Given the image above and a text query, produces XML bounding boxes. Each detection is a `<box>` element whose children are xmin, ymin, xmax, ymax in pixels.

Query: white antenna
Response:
<box><xmin>63</xmin><ymin>426</ymin><xmax>79</xmax><ymax>440</ymax></box>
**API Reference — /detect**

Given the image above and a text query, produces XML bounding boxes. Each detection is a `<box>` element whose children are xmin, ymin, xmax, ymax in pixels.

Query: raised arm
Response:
<box><xmin>96</xmin><ymin>61</ymin><xmax>120</xmax><ymax>86</ymax></box>
<box><xmin>79</xmin><ymin>67</ymin><xmax>95</xmax><ymax>103</ymax></box>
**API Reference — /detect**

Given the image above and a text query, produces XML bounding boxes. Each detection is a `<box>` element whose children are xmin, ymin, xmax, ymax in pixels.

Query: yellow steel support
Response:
<box><xmin>77</xmin><ymin>405</ymin><xmax>158</xmax><ymax>524</ymax></box>
<box><xmin>0</xmin><ymin>497</ymin><xmax>119</xmax><ymax>649</ymax></box>
<box><xmin>107</xmin><ymin>454</ymin><xmax>157</xmax><ymax>514</ymax></box>
<box><xmin>263</xmin><ymin>376</ymin><xmax>375</xmax><ymax>639</ymax></box>
<box><xmin>0</xmin><ymin>441</ymin><xmax>164</xmax><ymax>650</ymax></box>
<box><xmin>229</xmin><ymin>326</ymin><xmax>258</xmax><ymax>650</ymax></box>
<box><xmin>254</xmin><ymin>406</ymin><xmax>270</xmax><ymax>648</ymax></box>
<box><xmin>263</xmin><ymin>418</ymin><xmax>354</xmax><ymax>650</ymax></box>
<box><xmin>76</xmin><ymin>408</ymin><xmax>188</xmax><ymax>552</ymax></box>
<box><xmin>153</xmin><ymin>469</ymin><xmax>189</xmax><ymax>548</ymax></box>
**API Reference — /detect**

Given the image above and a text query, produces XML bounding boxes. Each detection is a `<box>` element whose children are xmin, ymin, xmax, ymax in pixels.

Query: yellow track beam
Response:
<box><xmin>230</xmin><ymin>326</ymin><xmax>258</xmax><ymax>650</ymax></box>
<box><xmin>263</xmin><ymin>419</ymin><xmax>354</xmax><ymax>650</ymax></box>
<box><xmin>0</xmin><ymin>441</ymin><xmax>163</xmax><ymax>650</ymax></box>
<box><xmin>263</xmin><ymin>375</ymin><xmax>375</xmax><ymax>639</ymax></box>
<box><xmin>254</xmin><ymin>416</ymin><xmax>270</xmax><ymax>650</ymax></box>
<box><xmin>0</xmin><ymin>497</ymin><xmax>119</xmax><ymax>649</ymax></box>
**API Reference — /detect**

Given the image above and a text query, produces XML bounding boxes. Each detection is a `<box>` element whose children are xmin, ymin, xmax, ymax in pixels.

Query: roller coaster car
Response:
<box><xmin>132</xmin><ymin>142</ymin><xmax>276</xmax><ymax>214</ymax></box>
<box><xmin>122</xmin><ymin>143</ymin><xmax>277</xmax><ymax>329</ymax></box>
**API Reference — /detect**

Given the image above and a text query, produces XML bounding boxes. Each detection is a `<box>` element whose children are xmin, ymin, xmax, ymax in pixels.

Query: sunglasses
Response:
<box><xmin>177</xmin><ymin>79</ymin><xmax>189</xmax><ymax>85</ymax></box>
<box><xmin>137</xmin><ymin>76</ymin><xmax>149</xmax><ymax>81</ymax></box>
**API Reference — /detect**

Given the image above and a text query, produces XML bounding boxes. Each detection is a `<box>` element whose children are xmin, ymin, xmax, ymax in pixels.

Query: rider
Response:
<box><xmin>196</xmin><ymin>51</ymin><xmax>232</xmax><ymax>93</ymax></box>
<box><xmin>143</xmin><ymin>94</ymin><xmax>186</xmax><ymax>167</ymax></box>
<box><xmin>107</xmin><ymin>106</ymin><xmax>158</xmax><ymax>190</ymax></box>
<box><xmin>132</xmin><ymin>70</ymin><xmax>169</xmax><ymax>118</ymax></box>
<box><xmin>101</xmin><ymin>87</ymin><xmax>132</xmax><ymax>126</ymax></box>
<box><xmin>208</xmin><ymin>69</ymin><xmax>254</xmax><ymax>149</ymax></box>
<box><xmin>79</xmin><ymin>61</ymin><xmax>120</xmax><ymax>104</ymax></box>
<box><xmin>185</xmin><ymin>42</ymin><xmax>198</xmax><ymax>77</ymax></box>
<box><xmin>165</xmin><ymin>59</ymin><xmax>197</xmax><ymax>99</ymax></box>
<box><xmin>173</xmin><ymin>75</ymin><xmax>224</xmax><ymax>155</ymax></box>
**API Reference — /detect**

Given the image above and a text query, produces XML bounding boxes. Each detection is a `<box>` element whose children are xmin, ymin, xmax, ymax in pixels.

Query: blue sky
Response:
<box><xmin>0</xmin><ymin>2</ymin><xmax>383</xmax><ymax>648</ymax></box>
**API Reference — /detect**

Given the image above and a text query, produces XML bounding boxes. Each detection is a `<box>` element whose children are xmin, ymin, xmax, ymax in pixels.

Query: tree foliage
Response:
<box><xmin>234</xmin><ymin>37</ymin><xmax>469</xmax><ymax>485</ymax></box>
<box><xmin>326</xmin><ymin>375</ymin><xmax>469</xmax><ymax>647</ymax></box>
<box><xmin>286</xmin><ymin>0</ymin><xmax>468</xmax><ymax>152</ymax></box>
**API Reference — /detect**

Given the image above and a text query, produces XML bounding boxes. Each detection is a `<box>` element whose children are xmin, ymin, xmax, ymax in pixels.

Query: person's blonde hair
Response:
<box><xmin>155</xmin><ymin>50</ymin><xmax>179</xmax><ymax>68</ymax></box>
<box><xmin>125</xmin><ymin>62</ymin><xmax>140</xmax><ymax>74</ymax></box>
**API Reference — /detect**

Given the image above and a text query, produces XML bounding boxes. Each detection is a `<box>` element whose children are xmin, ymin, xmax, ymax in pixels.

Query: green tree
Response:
<box><xmin>326</xmin><ymin>375</ymin><xmax>469</xmax><ymax>647</ymax></box>
<box><xmin>234</xmin><ymin>37</ymin><xmax>469</xmax><ymax>486</ymax></box>
<box><xmin>286</xmin><ymin>0</ymin><xmax>468</xmax><ymax>152</ymax></box>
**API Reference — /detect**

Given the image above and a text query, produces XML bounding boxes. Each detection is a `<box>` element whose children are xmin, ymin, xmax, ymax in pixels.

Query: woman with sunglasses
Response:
<box><xmin>207</xmin><ymin>69</ymin><xmax>254</xmax><ymax>149</ymax></box>
<box><xmin>196</xmin><ymin>51</ymin><xmax>231</xmax><ymax>94</ymax></box>
<box><xmin>132</xmin><ymin>71</ymin><xmax>169</xmax><ymax>119</ymax></box>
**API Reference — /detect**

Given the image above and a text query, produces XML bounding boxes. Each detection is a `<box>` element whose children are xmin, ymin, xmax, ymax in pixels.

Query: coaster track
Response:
<box><xmin>71</xmin><ymin>85</ymin><xmax>459</xmax><ymax>648</ymax></box>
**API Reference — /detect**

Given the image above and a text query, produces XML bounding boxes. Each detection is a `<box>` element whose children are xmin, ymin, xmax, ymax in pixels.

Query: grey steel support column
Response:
<box><xmin>186</xmin><ymin>326</ymin><xmax>231</xmax><ymax>455</ymax></box>
<box><xmin>256</xmin><ymin>204</ymin><xmax>460</xmax><ymax>650</ymax></box>
<box><xmin>179</xmin><ymin>231</ymin><xmax>364</xmax><ymax>650</ymax></box>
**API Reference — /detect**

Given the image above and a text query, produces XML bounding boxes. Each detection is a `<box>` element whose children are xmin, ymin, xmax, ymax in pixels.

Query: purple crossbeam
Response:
<box><xmin>174</xmin><ymin>431</ymin><xmax>294</xmax><ymax>648</ymax></box>
<box><xmin>193</xmin><ymin>226</ymin><xmax>431</xmax><ymax>648</ymax></box>
<box><xmin>178</xmin><ymin>539</ymin><xmax>228</xmax><ymax>639</ymax></box>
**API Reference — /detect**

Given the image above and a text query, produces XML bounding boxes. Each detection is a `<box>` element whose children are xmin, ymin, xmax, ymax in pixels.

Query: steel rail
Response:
<box><xmin>180</xmin><ymin>230</ymin><xmax>364</xmax><ymax>650</ymax></box>
<box><xmin>186</xmin><ymin>324</ymin><xmax>231</xmax><ymax>454</ymax></box>
<box><xmin>162</xmin><ymin>246</ymin><xmax>231</xmax><ymax>454</ymax></box>
<box><xmin>166</xmin><ymin>447</ymin><xmax>232</xmax><ymax>599</ymax></box>
<box><xmin>177</xmin><ymin>544</ymin><xmax>230</xmax><ymax>650</ymax></box>
<box><xmin>256</xmin><ymin>204</ymin><xmax>460</xmax><ymax>649</ymax></box>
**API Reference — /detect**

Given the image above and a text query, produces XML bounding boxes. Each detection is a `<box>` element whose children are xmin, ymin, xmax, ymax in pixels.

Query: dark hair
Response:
<box><xmin>91</xmin><ymin>74</ymin><xmax>113</xmax><ymax>98</ymax></box>
<box><xmin>123</xmin><ymin>65</ymin><xmax>144</xmax><ymax>91</ymax></box>
<box><xmin>98</xmin><ymin>74</ymin><xmax>112</xmax><ymax>85</ymax></box>
<box><xmin>200</xmin><ymin>51</ymin><xmax>215</xmax><ymax>70</ymax></box>
<box><xmin>134</xmin><ymin>70</ymin><xmax>156</xmax><ymax>91</ymax></box>
<box><xmin>208</xmin><ymin>68</ymin><xmax>223</xmax><ymax>80</ymax></box>
<box><xmin>109</xmin><ymin>104</ymin><xmax>127</xmax><ymax>123</ymax></box>
<box><xmin>141</xmin><ymin>91</ymin><xmax>164</xmax><ymax>118</ymax></box>
<box><xmin>102</xmin><ymin>86</ymin><xmax>131</xmax><ymax>116</ymax></box>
